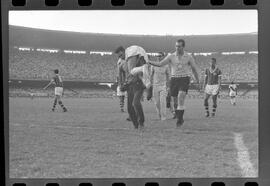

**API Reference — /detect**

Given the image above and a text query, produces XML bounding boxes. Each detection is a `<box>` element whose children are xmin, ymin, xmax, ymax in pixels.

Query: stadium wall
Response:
<box><xmin>9</xmin><ymin>79</ymin><xmax>258</xmax><ymax>91</ymax></box>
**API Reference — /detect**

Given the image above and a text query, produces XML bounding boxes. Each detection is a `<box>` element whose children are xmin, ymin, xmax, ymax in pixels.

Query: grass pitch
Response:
<box><xmin>9</xmin><ymin>97</ymin><xmax>258</xmax><ymax>178</ymax></box>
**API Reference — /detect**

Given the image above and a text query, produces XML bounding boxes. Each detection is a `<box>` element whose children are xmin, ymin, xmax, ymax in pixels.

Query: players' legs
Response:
<box><xmin>212</xmin><ymin>94</ymin><xmax>218</xmax><ymax>116</ymax></box>
<box><xmin>52</xmin><ymin>96</ymin><xmax>58</xmax><ymax>111</ymax></box>
<box><xmin>160</xmin><ymin>86</ymin><xmax>167</xmax><ymax>120</ymax></box>
<box><xmin>57</xmin><ymin>95</ymin><xmax>67</xmax><ymax>112</ymax></box>
<box><xmin>127</xmin><ymin>87</ymin><xmax>139</xmax><ymax>129</ymax></box>
<box><xmin>230</xmin><ymin>96</ymin><xmax>236</xmax><ymax>105</ymax></box>
<box><xmin>176</xmin><ymin>90</ymin><xmax>187</xmax><ymax>127</ymax></box>
<box><xmin>173</xmin><ymin>96</ymin><xmax>178</xmax><ymax>118</ymax></box>
<box><xmin>119</xmin><ymin>95</ymin><xmax>125</xmax><ymax>112</ymax></box>
<box><xmin>153</xmin><ymin>86</ymin><xmax>161</xmax><ymax>119</ymax></box>
<box><xmin>132</xmin><ymin>87</ymin><xmax>145</xmax><ymax>128</ymax></box>
<box><xmin>204</xmin><ymin>93</ymin><xmax>211</xmax><ymax>117</ymax></box>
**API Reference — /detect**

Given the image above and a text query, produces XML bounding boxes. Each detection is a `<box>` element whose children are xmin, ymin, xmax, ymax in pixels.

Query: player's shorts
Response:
<box><xmin>205</xmin><ymin>84</ymin><xmax>219</xmax><ymax>95</ymax></box>
<box><xmin>170</xmin><ymin>76</ymin><xmax>190</xmax><ymax>97</ymax></box>
<box><xmin>117</xmin><ymin>86</ymin><xmax>126</xmax><ymax>96</ymax></box>
<box><xmin>229</xmin><ymin>91</ymin><xmax>236</xmax><ymax>97</ymax></box>
<box><xmin>55</xmin><ymin>87</ymin><xmax>63</xmax><ymax>96</ymax></box>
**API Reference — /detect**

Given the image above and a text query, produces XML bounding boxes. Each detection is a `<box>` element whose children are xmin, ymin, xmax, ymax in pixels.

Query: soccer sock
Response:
<box><xmin>177</xmin><ymin>106</ymin><xmax>185</xmax><ymax>121</ymax></box>
<box><xmin>204</xmin><ymin>99</ymin><xmax>209</xmax><ymax>115</ymax></box>
<box><xmin>52</xmin><ymin>98</ymin><xmax>57</xmax><ymax>110</ymax></box>
<box><xmin>120</xmin><ymin>96</ymin><xmax>124</xmax><ymax>111</ymax></box>
<box><xmin>58</xmin><ymin>100</ymin><xmax>66</xmax><ymax>110</ymax></box>
<box><xmin>212</xmin><ymin>105</ymin><xmax>217</xmax><ymax>115</ymax></box>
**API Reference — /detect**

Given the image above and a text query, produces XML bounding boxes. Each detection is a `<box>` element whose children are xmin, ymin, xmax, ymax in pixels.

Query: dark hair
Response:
<box><xmin>54</xmin><ymin>69</ymin><xmax>59</xmax><ymax>74</ymax></box>
<box><xmin>176</xmin><ymin>39</ymin><xmax>185</xmax><ymax>47</ymax></box>
<box><xmin>211</xmin><ymin>58</ymin><xmax>217</xmax><ymax>62</ymax></box>
<box><xmin>114</xmin><ymin>46</ymin><xmax>125</xmax><ymax>54</ymax></box>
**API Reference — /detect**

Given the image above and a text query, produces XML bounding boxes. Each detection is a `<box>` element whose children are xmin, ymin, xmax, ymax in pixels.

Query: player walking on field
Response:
<box><xmin>148</xmin><ymin>39</ymin><xmax>201</xmax><ymax>127</ymax></box>
<box><xmin>229</xmin><ymin>81</ymin><xmax>237</xmax><ymax>105</ymax></box>
<box><xmin>203</xmin><ymin>58</ymin><xmax>222</xmax><ymax>117</ymax></box>
<box><xmin>114</xmin><ymin>46</ymin><xmax>151</xmax><ymax>130</ymax></box>
<box><xmin>43</xmin><ymin>69</ymin><xmax>67</xmax><ymax>112</ymax></box>
<box><xmin>150</xmin><ymin>52</ymin><xmax>170</xmax><ymax>120</ymax></box>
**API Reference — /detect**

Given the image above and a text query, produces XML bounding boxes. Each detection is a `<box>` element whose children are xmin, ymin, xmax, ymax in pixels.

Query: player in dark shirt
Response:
<box><xmin>203</xmin><ymin>58</ymin><xmax>222</xmax><ymax>117</ymax></box>
<box><xmin>44</xmin><ymin>69</ymin><xmax>67</xmax><ymax>112</ymax></box>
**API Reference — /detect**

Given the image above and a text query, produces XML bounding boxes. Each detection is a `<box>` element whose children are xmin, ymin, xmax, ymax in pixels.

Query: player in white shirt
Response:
<box><xmin>150</xmin><ymin>52</ymin><xmax>170</xmax><ymax>120</ymax></box>
<box><xmin>229</xmin><ymin>81</ymin><xmax>237</xmax><ymax>105</ymax></box>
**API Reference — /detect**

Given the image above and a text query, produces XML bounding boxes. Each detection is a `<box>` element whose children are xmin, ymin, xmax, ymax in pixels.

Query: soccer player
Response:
<box><xmin>229</xmin><ymin>81</ymin><xmax>237</xmax><ymax>105</ymax></box>
<box><xmin>114</xmin><ymin>45</ymin><xmax>151</xmax><ymax>130</ymax></box>
<box><xmin>43</xmin><ymin>69</ymin><xmax>67</xmax><ymax>112</ymax></box>
<box><xmin>116</xmin><ymin>52</ymin><xmax>127</xmax><ymax>112</ymax></box>
<box><xmin>150</xmin><ymin>52</ymin><xmax>170</xmax><ymax>120</ymax></box>
<box><xmin>203</xmin><ymin>58</ymin><xmax>222</xmax><ymax>117</ymax></box>
<box><xmin>148</xmin><ymin>39</ymin><xmax>201</xmax><ymax>128</ymax></box>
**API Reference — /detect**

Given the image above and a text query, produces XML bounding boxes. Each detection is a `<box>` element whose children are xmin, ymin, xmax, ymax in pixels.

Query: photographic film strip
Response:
<box><xmin>2</xmin><ymin>0</ymin><xmax>270</xmax><ymax>186</ymax></box>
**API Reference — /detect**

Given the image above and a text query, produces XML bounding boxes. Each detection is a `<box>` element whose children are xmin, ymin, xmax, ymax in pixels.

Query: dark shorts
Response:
<box><xmin>170</xmin><ymin>76</ymin><xmax>190</xmax><ymax>97</ymax></box>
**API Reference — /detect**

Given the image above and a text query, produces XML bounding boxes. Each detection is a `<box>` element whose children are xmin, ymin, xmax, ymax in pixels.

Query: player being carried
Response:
<box><xmin>203</xmin><ymin>58</ymin><xmax>222</xmax><ymax>117</ymax></box>
<box><xmin>43</xmin><ymin>69</ymin><xmax>67</xmax><ymax>112</ymax></box>
<box><xmin>228</xmin><ymin>81</ymin><xmax>237</xmax><ymax>106</ymax></box>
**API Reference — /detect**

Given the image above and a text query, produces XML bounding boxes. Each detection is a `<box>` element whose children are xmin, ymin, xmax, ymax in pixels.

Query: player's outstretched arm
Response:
<box><xmin>148</xmin><ymin>55</ymin><xmax>170</xmax><ymax>67</ymax></box>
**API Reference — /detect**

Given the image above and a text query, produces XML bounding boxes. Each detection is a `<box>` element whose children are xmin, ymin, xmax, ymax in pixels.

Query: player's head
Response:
<box><xmin>176</xmin><ymin>39</ymin><xmax>185</xmax><ymax>53</ymax></box>
<box><xmin>157</xmin><ymin>52</ymin><xmax>166</xmax><ymax>61</ymax></box>
<box><xmin>231</xmin><ymin>81</ymin><xmax>234</xmax><ymax>84</ymax></box>
<box><xmin>54</xmin><ymin>69</ymin><xmax>59</xmax><ymax>74</ymax></box>
<box><xmin>114</xmin><ymin>46</ymin><xmax>125</xmax><ymax>60</ymax></box>
<box><xmin>210</xmin><ymin>58</ymin><xmax>217</xmax><ymax>67</ymax></box>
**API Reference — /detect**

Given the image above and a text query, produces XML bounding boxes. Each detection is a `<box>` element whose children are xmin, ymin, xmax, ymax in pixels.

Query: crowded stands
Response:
<box><xmin>9</xmin><ymin>48</ymin><xmax>258</xmax><ymax>82</ymax></box>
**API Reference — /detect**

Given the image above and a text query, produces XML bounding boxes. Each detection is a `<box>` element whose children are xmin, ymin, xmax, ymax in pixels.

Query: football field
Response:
<box><xmin>9</xmin><ymin>97</ymin><xmax>258</xmax><ymax>178</ymax></box>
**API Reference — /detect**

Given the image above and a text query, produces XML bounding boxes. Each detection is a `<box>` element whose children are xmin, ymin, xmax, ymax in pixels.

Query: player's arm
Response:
<box><xmin>43</xmin><ymin>79</ymin><xmax>54</xmax><ymax>90</ymax></box>
<box><xmin>165</xmin><ymin>66</ymin><xmax>170</xmax><ymax>89</ymax></box>
<box><xmin>148</xmin><ymin>55</ymin><xmax>171</xmax><ymax>67</ymax></box>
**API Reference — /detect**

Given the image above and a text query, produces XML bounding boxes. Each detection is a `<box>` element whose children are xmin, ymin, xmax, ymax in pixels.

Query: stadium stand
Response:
<box><xmin>9</xmin><ymin>49</ymin><xmax>258</xmax><ymax>82</ymax></box>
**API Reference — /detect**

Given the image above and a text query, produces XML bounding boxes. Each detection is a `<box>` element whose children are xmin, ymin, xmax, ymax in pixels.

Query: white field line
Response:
<box><xmin>234</xmin><ymin>132</ymin><xmax>257</xmax><ymax>177</ymax></box>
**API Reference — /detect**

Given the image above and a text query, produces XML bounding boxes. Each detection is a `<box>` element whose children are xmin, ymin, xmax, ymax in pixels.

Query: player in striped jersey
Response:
<box><xmin>44</xmin><ymin>69</ymin><xmax>67</xmax><ymax>112</ymax></box>
<box><xmin>116</xmin><ymin>54</ymin><xmax>127</xmax><ymax>112</ymax></box>
<box><xmin>203</xmin><ymin>58</ymin><xmax>222</xmax><ymax>117</ymax></box>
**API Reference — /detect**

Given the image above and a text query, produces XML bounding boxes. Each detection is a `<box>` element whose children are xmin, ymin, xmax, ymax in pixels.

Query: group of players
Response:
<box><xmin>43</xmin><ymin>38</ymin><xmax>238</xmax><ymax>130</ymax></box>
<box><xmin>114</xmin><ymin>39</ymin><xmax>237</xmax><ymax>130</ymax></box>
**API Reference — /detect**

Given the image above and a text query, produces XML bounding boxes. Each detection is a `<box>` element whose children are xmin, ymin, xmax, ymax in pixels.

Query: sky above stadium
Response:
<box><xmin>9</xmin><ymin>10</ymin><xmax>257</xmax><ymax>36</ymax></box>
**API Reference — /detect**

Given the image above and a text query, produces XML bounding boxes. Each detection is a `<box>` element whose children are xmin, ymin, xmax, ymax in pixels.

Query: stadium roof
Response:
<box><xmin>9</xmin><ymin>25</ymin><xmax>258</xmax><ymax>53</ymax></box>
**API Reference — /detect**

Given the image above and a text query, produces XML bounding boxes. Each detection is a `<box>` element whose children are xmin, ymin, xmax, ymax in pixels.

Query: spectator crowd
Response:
<box><xmin>9</xmin><ymin>49</ymin><xmax>258</xmax><ymax>82</ymax></box>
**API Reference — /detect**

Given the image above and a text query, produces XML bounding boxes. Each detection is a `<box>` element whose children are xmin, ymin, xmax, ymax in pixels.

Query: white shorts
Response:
<box><xmin>55</xmin><ymin>87</ymin><xmax>63</xmax><ymax>96</ymax></box>
<box><xmin>205</xmin><ymin>84</ymin><xmax>219</xmax><ymax>95</ymax></box>
<box><xmin>230</xmin><ymin>91</ymin><xmax>236</xmax><ymax>97</ymax></box>
<box><xmin>117</xmin><ymin>86</ymin><xmax>126</xmax><ymax>96</ymax></box>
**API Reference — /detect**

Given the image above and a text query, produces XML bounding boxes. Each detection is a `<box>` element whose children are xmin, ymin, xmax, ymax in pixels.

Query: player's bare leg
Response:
<box><xmin>231</xmin><ymin>96</ymin><xmax>236</xmax><ymax>105</ymax></box>
<box><xmin>204</xmin><ymin>93</ymin><xmax>211</xmax><ymax>117</ymax></box>
<box><xmin>176</xmin><ymin>91</ymin><xmax>186</xmax><ymax>128</ymax></box>
<box><xmin>153</xmin><ymin>88</ymin><xmax>161</xmax><ymax>119</ymax></box>
<box><xmin>57</xmin><ymin>95</ymin><xmax>67</xmax><ymax>112</ymax></box>
<box><xmin>212</xmin><ymin>94</ymin><xmax>218</xmax><ymax>117</ymax></box>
